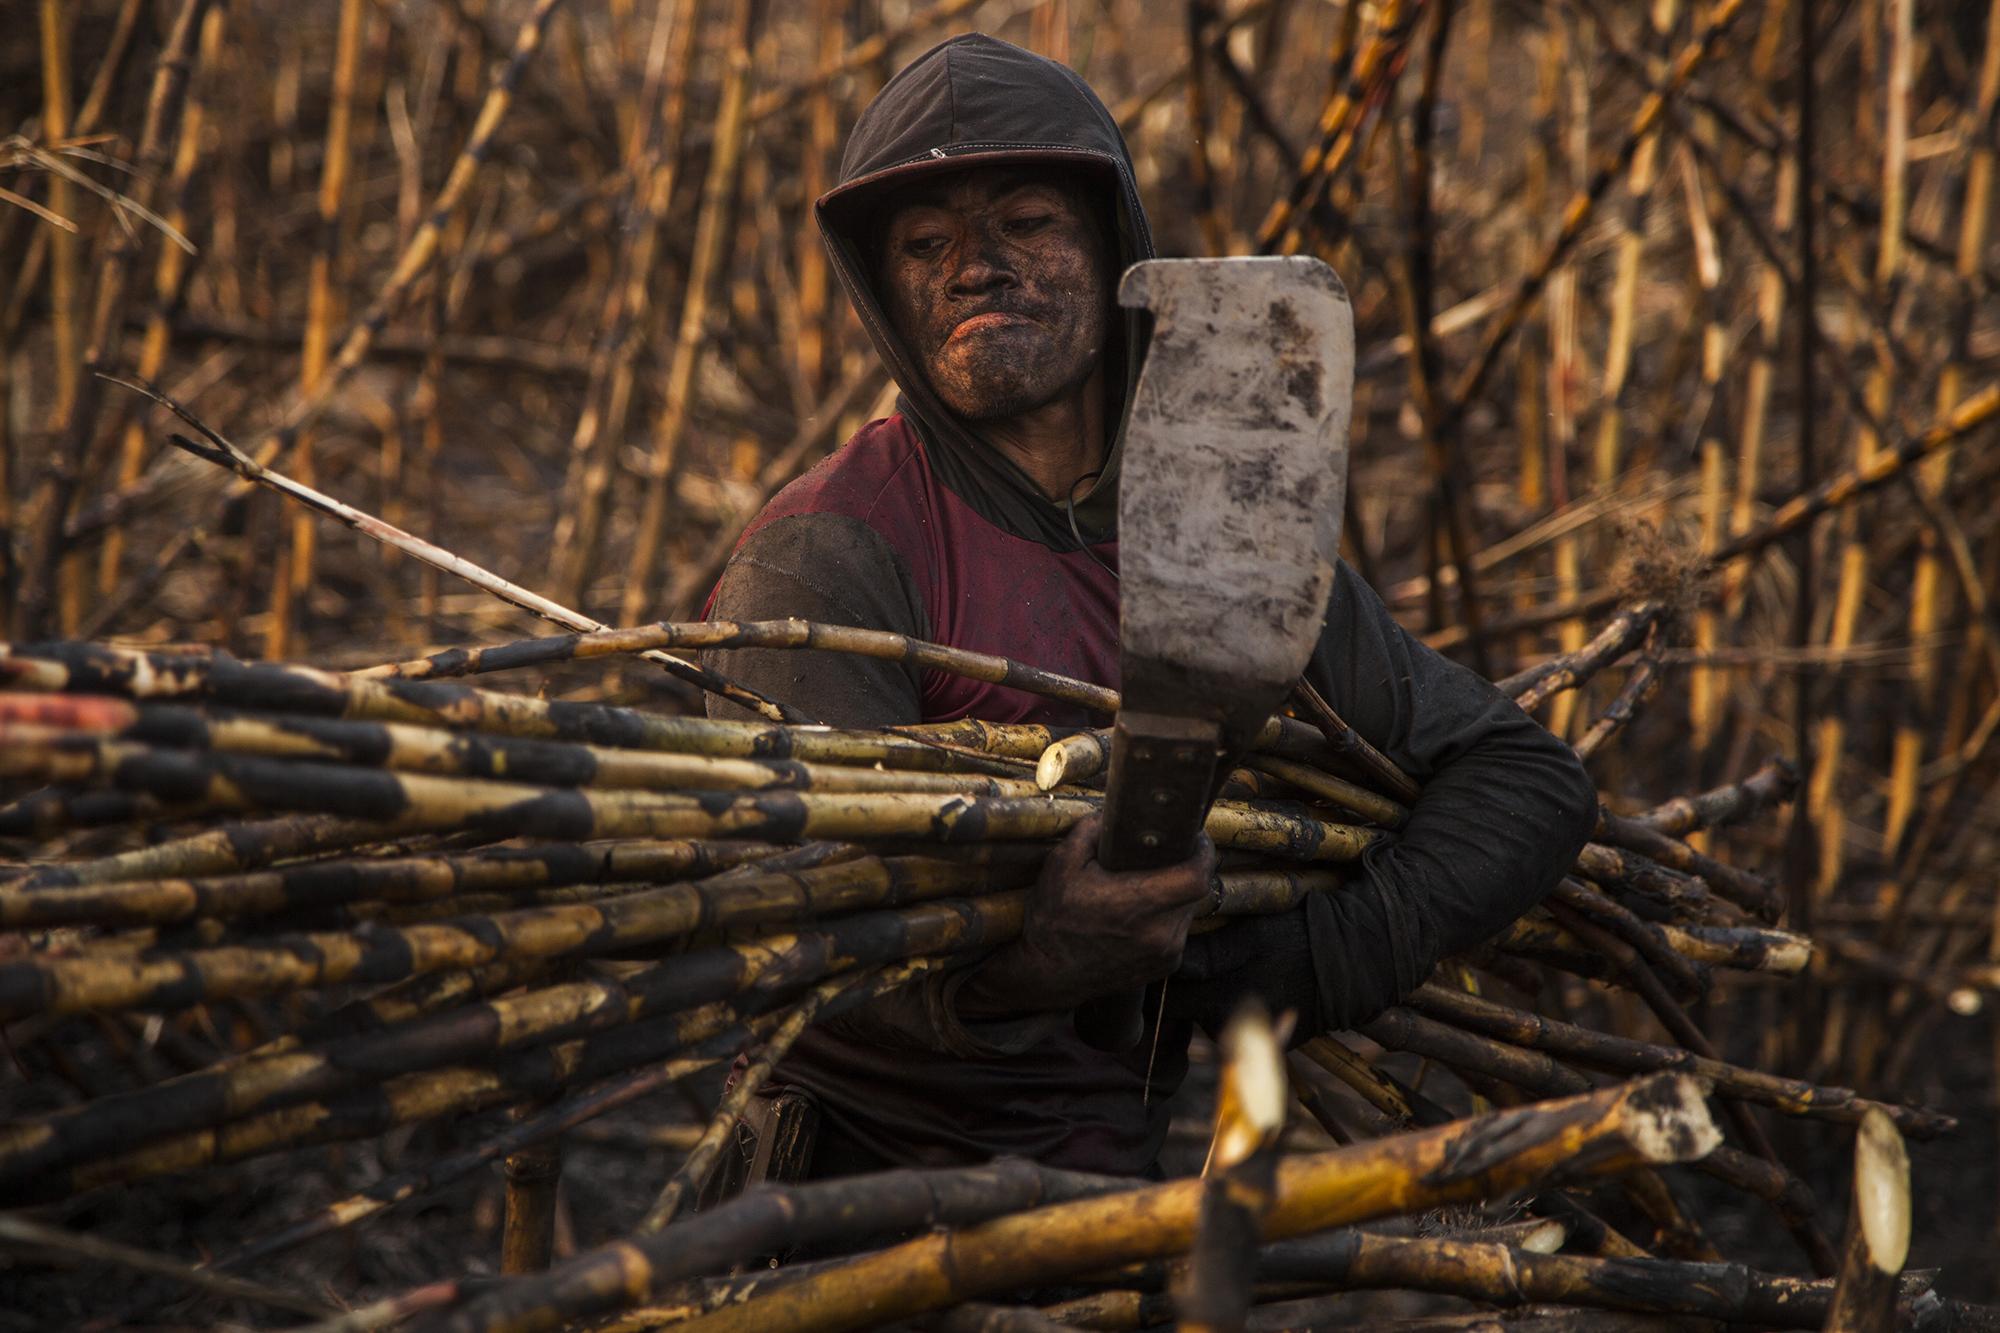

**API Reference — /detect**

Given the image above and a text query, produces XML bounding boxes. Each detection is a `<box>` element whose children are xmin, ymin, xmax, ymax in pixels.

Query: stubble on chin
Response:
<box><xmin>924</xmin><ymin>318</ymin><xmax>1103</xmax><ymax>422</ymax></box>
<box><xmin>929</xmin><ymin>345</ymin><xmax>1050</xmax><ymax>420</ymax></box>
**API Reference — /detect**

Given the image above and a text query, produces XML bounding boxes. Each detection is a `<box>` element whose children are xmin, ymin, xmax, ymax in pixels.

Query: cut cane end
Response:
<box><xmin>1210</xmin><ymin>1002</ymin><xmax>1288</xmax><ymax>1172</ymax></box>
<box><xmin>1624</xmin><ymin>1074</ymin><xmax>1723</xmax><ymax>1165</ymax></box>
<box><xmin>1516</xmin><ymin>1217</ymin><xmax>1568</xmax><ymax>1254</ymax></box>
<box><xmin>1768</xmin><ymin>935</ymin><xmax>1814</xmax><ymax>974</ymax></box>
<box><xmin>1854</xmin><ymin>1108</ymin><xmax>1912</xmax><ymax>1274</ymax></box>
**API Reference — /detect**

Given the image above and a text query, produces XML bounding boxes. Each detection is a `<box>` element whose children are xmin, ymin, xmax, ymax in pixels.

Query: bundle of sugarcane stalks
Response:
<box><xmin>0</xmin><ymin>610</ymin><xmax>1988</xmax><ymax>1332</ymax></box>
<box><xmin>12</xmin><ymin>0</ymin><xmax>2000</xmax><ymax>1324</ymax></box>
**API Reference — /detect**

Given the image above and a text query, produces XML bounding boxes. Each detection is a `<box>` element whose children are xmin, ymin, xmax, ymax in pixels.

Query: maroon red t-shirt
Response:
<box><xmin>705</xmin><ymin>412</ymin><xmax>1121</xmax><ymax>729</ymax></box>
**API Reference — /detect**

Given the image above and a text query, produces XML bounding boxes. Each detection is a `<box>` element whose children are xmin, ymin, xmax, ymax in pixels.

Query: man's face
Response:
<box><xmin>877</xmin><ymin>168</ymin><xmax>1114</xmax><ymax>422</ymax></box>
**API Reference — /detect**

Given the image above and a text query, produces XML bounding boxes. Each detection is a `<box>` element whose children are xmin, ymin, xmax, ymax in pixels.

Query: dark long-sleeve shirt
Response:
<box><xmin>700</xmin><ymin>412</ymin><xmax>1599</xmax><ymax>1176</ymax></box>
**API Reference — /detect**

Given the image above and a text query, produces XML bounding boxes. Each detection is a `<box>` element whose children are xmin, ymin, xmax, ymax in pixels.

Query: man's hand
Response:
<box><xmin>956</xmin><ymin>813</ymin><xmax>1217</xmax><ymax>1020</ymax></box>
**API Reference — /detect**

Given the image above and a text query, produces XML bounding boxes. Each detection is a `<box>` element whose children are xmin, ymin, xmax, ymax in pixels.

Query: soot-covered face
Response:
<box><xmin>877</xmin><ymin>167</ymin><xmax>1114</xmax><ymax>423</ymax></box>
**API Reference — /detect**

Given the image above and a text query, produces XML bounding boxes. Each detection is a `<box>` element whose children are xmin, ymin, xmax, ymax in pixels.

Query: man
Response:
<box><xmin>701</xmin><ymin>34</ymin><xmax>1598</xmax><ymax>1178</ymax></box>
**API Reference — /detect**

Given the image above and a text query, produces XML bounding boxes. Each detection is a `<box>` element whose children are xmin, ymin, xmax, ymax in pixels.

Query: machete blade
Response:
<box><xmin>1115</xmin><ymin>255</ymin><xmax>1355</xmax><ymax>740</ymax></box>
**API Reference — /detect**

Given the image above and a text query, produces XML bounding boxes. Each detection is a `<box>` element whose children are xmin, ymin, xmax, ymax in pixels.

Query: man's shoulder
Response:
<box><xmin>749</xmin><ymin>413</ymin><xmax>928</xmax><ymax>536</ymax></box>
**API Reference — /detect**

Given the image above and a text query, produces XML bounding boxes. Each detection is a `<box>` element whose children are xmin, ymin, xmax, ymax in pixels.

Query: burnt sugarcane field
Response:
<box><xmin>5</xmin><ymin>0</ymin><xmax>2000</xmax><ymax>1329</ymax></box>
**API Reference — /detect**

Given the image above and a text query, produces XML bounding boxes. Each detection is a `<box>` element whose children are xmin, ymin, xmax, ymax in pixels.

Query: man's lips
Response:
<box><xmin>946</xmin><ymin>310</ymin><xmax>1036</xmax><ymax>340</ymax></box>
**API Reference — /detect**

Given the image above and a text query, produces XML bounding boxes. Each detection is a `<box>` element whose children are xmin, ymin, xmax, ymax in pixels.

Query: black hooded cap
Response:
<box><xmin>814</xmin><ymin>33</ymin><xmax>1155</xmax><ymax>546</ymax></box>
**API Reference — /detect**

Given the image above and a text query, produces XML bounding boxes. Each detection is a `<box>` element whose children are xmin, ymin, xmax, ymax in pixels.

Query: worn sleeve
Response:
<box><xmin>700</xmin><ymin>513</ymin><xmax>926</xmax><ymax>727</ymax></box>
<box><xmin>1171</xmin><ymin>561</ymin><xmax>1598</xmax><ymax>1040</ymax></box>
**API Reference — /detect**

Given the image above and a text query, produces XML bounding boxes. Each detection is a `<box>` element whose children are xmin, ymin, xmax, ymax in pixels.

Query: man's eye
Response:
<box><xmin>903</xmin><ymin>235</ymin><xmax>948</xmax><ymax>258</ymax></box>
<box><xmin>1005</xmin><ymin>214</ymin><xmax>1054</xmax><ymax>235</ymax></box>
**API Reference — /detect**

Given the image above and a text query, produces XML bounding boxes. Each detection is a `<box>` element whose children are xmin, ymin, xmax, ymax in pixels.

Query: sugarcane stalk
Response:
<box><xmin>0</xmin><ymin>732</ymin><xmax>1378</xmax><ymax>876</ymax></box>
<box><xmin>1249</xmin><ymin>1227</ymin><xmax>1917</xmax><ymax>1329</ymax></box>
<box><xmin>6</xmin><ymin>695</ymin><xmax>1074</xmax><ymax>802</ymax></box>
<box><xmin>637</xmin><ymin>971</ymin><xmax>845</xmax><ymax>1232</ymax></box>
<box><xmin>109</xmin><ymin>376</ymin><xmax>803</xmax><ymax>724</ymax></box>
<box><xmin>209</xmin><ymin>964</ymin><xmax>932</xmax><ymax>1277</ymax></box>
<box><xmin>1362</xmin><ymin>1006</ymin><xmax>1591</xmax><ymax>1101</ymax></box>
<box><xmin>50</xmin><ymin>0</ymin><xmax>571</xmax><ymax>639</ymax></box>
<box><xmin>1552</xmin><ymin>879</ymin><xmax>1708</xmax><ymax>1000</ymax></box>
<box><xmin>0</xmin><ymin>889</ymin><xmax>1027</xmax><ymax>1197</ymax></box>
<box><xmin>1442</xmin><ymin>0</ymin><xmax>1751</xmax><ymax>432</ymax></box>
<box><xmin>1706</xmin><ymin>381</ymin><xmax>2000</xmax><ymax>571</ymax></box>
<box><xmin>1572</xmin><ymin>649</ymin><xmax>1663</xmax><ymax>762</ymax></box>
<box><xmin>1245</xmin><ymin>754</ymin><xmax>1408</xmax><ymax>827</ymax></box>
<box><xmin>33</xmin><ymin>932</ymin><xmax>980</xmax><ymax>1203</ymax></box>
<box><xmin>1487</xmin><ymin>913</ymin><xmax>1628</xmax><ymax>986</ymax></box>
<box><xmin>217</xmin><ymin>843</ymin><xmax>876</xmax><ymax>933</ymax></box>
<box><xmin>548</xmin><ymin>0</ymin><xmax>699</xmax><ymax>607</ymax></box>
<box><xmin>622</xmin><ymin>1077</ymin><xmax>1720</xmax><ymax>1333</ymax></box>
<box><xmin>1658</xmin><ymin>921</ymin><xmax>1811</xmax><ymax>975</ymax></box>
<box><xmin>1590</xmin><ymin>0</ymin><xmax>1676</xmax><ymax>493</ymax></box>
<box><xmin>4</xmin><ymin>638</ymin><xmax>1339</xmax><ymax>783</ymax></box>
<box><xmin>1823</xmin><ymin>1109</ymin><xmax>1912</xmax><ymax>1333</ymax></box>
<box><xmin>1635</xmin><ymin>760</ymin><xmax>1799</xmax><ymax>837</ymax></box>
<box><xmin>39</xmin><ymin>995</ymin><xmax>751</xmax><ymax>1202</ymax></box>
<box><xmin>1290</xmin><ymin>680</ymin><xmax>1421</xmax><ymax>803</ymax></box>
<box><xmin>32</xmin><ymin>5</ymin><xmax>78</xmax><ymax>535</ymax></box>
<box><xmin>1671</xmin><ymin>127</ymin><xmax>1728</xmax><ymax>761</ymax></box>
<box><xmin>1595</xmin><ymin>809</ymin><xmax>1780</xmax><ymax>918</ymax></box>
<box><xmin>1404</xmin><ymin>984</ymin><xmax>1951</xmax><ymax>1137</ymax></box>
<box><xmin>619</xmin><ymin>0</ymin><xmax>760</xmax><ymax>628</ymax></box>
<box><xmin>890</xmin><ymin>719</ymin><xmax>1077</xmax><ymax>760</ymax></box>
<box><xmin>1257</xmin><ymin>0</ymin><xmax>1421</xmax><ymax>257</ymax></box>
<box><xmin>9</xmin><ymin>810</ymin><xmax>413</xmax><ymax>891</ymax></box>
<box><xmin>792</xmin><ymin>0</ymin><xmax>838</xmax><ymax>398</ymax></box>
<box><xmin>1036</xmin><ymin>729</ymin><xmax>1111</xmax><ymax>790</ymax></box>
<box><xmin>420</xmin><ymin>1078</ymin><xmax>1716</xmax><ymax>1333</ymax></box>
<box><xmin>0</xmin><ymin>837</ymin><xmax>787</xmax><ymax>930</ymax></box>
<box><xmin>266</xmin><ymin>0</ymin><xmax>366</xmax><ymax>659</ymax></box>
<box><xmin>229</xmin><ymin>955</ymin><xmax>559</xmax><ymax>1074</ymax></box>
<box><xmin>1182</xmin><ymin>0</ymin><xmax>1229</xmax><ymax>259</ymax></box>
<box><xmin>18</xmin><ymin>0</ymin><xmax>212</xmax><ymax>640</ymax></box>
<box><xmin>0</xmin><ymin>640</ymin><xmax>1029</xmax><ymax>775</ymax></box>
<box><xmin>499</xmin><ymin>1119</ymin><xmax>562</xmax><ymax>1275</ymax></box>
<box><xmin>1296</xmin><ymin>1035</ymin><xmax>1444</xmax><ymax>1128</ymax></box>
<box><xmin>0</xmin><ymin>783</ymin><xmax>204</xmax><ymax>838</ymax></box>
<box><xmin>1572</xmin><ymin>842</ymin><xmax>1737</xmax><ymax>923</ymax></box>
<box><xmin>1206</xmin><ymin>868</ymin><xmax>1349</xmax><ymax>921</ymax></box>
<box><xmin>425</xmin><ymin>1158</ymin><xmax>1139</xmax><ymax>1333</ymax></box>
<box><xmin>97</xmin><ymin>2</ymin><xmax>222</xmax><ymax>595</ymax></box>
<box><xmin>0</xmin><ymin>1213</ymin><xmax>331</xmax><ymax>1319</ymax></box>
<box><xmin>1501</xmin><ymin>602</ymin><xmax>1667</xmax><ymax>711</ymax></box>
<box><xmin>0</xmin><ymin>847</ymin><xmax>1029</xmax><ymax>1028</ymax></box>
<box><xmin>1887</xmin><ymin>0</ymin><xmax>2000</xmax><ymax>851</ymax></box>
<box><xmin>366</xmin><ymin>617</ymin><xmax>1119</xmax><ymax>717</ymax></box>
<box><xmin>1695</xmin><ymin>1144</ymin><xmax>1839</xmax><ymax>1277</ymax></box>
<box><xmin>1178</xmin><ymin>1002</ymin><xmax>1288</xmax><ymax>1333</ymax></box>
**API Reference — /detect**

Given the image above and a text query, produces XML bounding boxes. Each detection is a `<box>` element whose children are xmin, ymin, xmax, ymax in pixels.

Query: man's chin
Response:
<box><xmin>936</xmin><ymin>382</ymin><xmax>1064</xmax><ymax>422</ymax></box>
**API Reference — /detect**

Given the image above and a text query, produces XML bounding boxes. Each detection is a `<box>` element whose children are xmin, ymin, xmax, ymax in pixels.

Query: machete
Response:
<box><xmin>1078</xmin><ymin>254</ymin><xmax>1355</xmax><ymax>1053</ymax></box>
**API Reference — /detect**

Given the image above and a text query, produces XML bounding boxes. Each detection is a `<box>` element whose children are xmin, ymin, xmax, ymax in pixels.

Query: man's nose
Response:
<box><xmin>946</xmin><ymin>238</ymin><xmax>1018</xmax><ymax>296</ymax></box>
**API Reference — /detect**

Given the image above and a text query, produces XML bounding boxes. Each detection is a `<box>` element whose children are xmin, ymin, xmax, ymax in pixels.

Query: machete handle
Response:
<box><xmin>1073</xmin><ymin>710</ymin><xmax>1223</xmax><ymax>1053</ymax></box>
<box><xmin>1098</xmin><ymin>710</ymin><xmax>1222</xmax><ymax>871</ymax></box>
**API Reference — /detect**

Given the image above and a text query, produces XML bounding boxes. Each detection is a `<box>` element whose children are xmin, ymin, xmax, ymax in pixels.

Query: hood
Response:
<box><xmin>815</xmin><ymin>33</ymin><xmax>1155</xmax><ymax>547</ymax></box>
